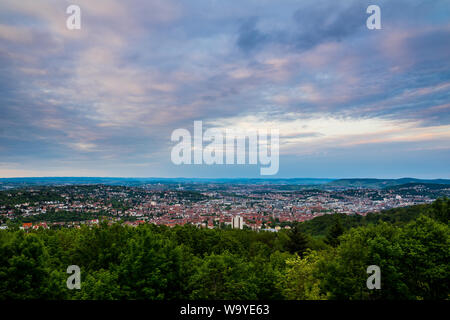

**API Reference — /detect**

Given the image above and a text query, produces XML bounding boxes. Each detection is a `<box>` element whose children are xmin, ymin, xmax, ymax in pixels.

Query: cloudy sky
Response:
<box><xmin>0</xmin><ymin>0</ymin><xmax>449</xmax><ymax>178</ymax></box>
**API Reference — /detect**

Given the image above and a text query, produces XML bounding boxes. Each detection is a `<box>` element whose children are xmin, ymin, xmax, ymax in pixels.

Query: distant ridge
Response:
<box><xmin>325</xmin><ymin>178</ymin><xmax>450</xmax><ymax>189</ymax></box>
<box><xmin>0</xmin><ymin>177</ymin><xmax>334</xmax><ymax>188</ymax></box>
<box><xmin>0</xmin><ymin>177</ymin><xmax>449</xmax><ymax>190</ymax></box>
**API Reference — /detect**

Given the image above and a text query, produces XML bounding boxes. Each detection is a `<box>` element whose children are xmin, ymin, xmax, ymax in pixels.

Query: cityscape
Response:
<box><xmin>0</xmin><ymin>0</ymin><xmax>448</xmax><ymax>307</ymax></box>
<box><xmin>1</xmin><ymin>178</ymin><xmax>448</xmax><ymax>231</ymax></box>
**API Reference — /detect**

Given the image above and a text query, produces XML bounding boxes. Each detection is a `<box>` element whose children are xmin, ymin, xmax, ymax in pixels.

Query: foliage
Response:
<box><xmin>325</xmin><ymin>216</ymin><xmax>344</xmax><ymax>247</ymax></box>
<box><xmin>280</xmin><ymin>250</ymin><xmax>326</xmax><ymax>300</ymax></box>
<box><xmin>0</xmin><ymin>199</ymin><xmax>448</xmax><ymax>300</ymax></box>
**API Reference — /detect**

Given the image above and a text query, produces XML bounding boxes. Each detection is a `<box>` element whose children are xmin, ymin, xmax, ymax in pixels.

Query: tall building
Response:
<box><xmin>232</xmin><ymin>215</ymin><xmax>244</xmax><ymax>229</ymax></box>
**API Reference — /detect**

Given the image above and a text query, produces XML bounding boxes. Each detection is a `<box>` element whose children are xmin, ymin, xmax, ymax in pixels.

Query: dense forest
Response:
<box><xmin>0</xmin><ymin>198</ymin><xmax>448</xmax><ymax>300</ymax></box>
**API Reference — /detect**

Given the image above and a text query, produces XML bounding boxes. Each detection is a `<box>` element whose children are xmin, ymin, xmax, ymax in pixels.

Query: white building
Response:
<box><xmin>232</xmin><ymin>215</ymin><xmax>244</xmax><ymax>229</ymax></box>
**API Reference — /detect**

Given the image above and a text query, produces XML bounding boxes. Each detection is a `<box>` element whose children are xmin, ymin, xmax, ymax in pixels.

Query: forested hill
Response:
<box><xmin>325</xmin><ymin>178</ymin><xmax>450</xmax><ymax>189</ymax></box>
<box><xmin>297</xmin><ymin>198</ymin><xmax>449</xmax><ymax>237</ymax></box>
<box><xmin>0</xmin><ymin>199</ymin><xmax>448</xmax><ymax>300</ymax></box>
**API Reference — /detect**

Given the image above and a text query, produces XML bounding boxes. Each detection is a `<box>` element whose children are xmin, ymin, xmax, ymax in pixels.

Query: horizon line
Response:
<box><xmin>1</xmin><ymin>176</ymin><xmax>450</xmax><ymax>180</ymax></box>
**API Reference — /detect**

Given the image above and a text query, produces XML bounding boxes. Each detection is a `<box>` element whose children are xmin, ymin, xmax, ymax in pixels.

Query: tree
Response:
<box><xmin>399</xmin><ymin>215</ymin><xmax>449</xmax><ymax>299</ymax></box>
<box><xmin>317</xmin><ymin>223</ymin><xmax>410</xmax><ymax>300</ymax></box>
<box><xmin>280</xmin><ymin>250</ymin><xmax>326</xmax><ymax>300</ymax></box>
<box><xmin>188</xmin><ymin>251</ymin><xmax>259</xmax><ymax>299</ymax></box>
<box><xmin>286</xmin><ymin>224</ymin><xmax>309</xmax><ymax>256</ymax></box>
<box><xmin>325</xmin><ymin>216</ymin><xmax>344</xmax><ymax>247</ymax></box>
<box><xmin>431</xmin><ymin>198</ymin><xmax>449</xmax><ymax>224</ymax></box>
<box><xmin>117</xmin><ymin>227</ymin><xmax>192</xmax><ymax>299</ymax></box>
<box><xmin>71</xmin><ymin>269</ymin><xmax>120</xmax><ymax>300</ymax></box>
<box><xmin>0</xmin><ymin>231</ymin><xmax>64</xmax><ymax>299</ymax></box>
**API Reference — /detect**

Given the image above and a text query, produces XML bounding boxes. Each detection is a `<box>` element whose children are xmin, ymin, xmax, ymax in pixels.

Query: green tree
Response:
<box><xmin>71</xmin><ymin>269</ymin><xmax>120</xmax><ymax>300</ymax></box>
<box><xmin>399</xmin><ymin>215</ymin><xmax>449</xmax><ymax>299</ymax></box>
<box><xmin>0</xmin><ymin>232</ymin><xmax>64</xmax><ymax>299</ymax></box>
<box><xmin>286</xmin><ymin>224</ymin><xmax>309</xmax><ymax>256</ymax></box>
<box><xmin>325</xmin><ymin>216</ymin><xmax>344</xmax><ymax>247</ymax></box>
<box><xmin>317</xmin><ymin>223</ymin><xmax>410</xmax><ymax>300</ymax></box>
<box><xmin>189</xmin><ymin>251</ymin><xmax>259</xmax><ymax>299</ymax></box>
<box><xmin>431</xmin><ymin>198</ymin><xmax>449</xmax><ymax>224</ymax></box>
<box><xmin>280</xmin><ymin>250</ymin><xmax>326</xmax><ymax>300</ymax></box>
<box><xmin>117</xmin><ymin>227</ymin><xmax>192</xmax><ymax>299</ymax></box>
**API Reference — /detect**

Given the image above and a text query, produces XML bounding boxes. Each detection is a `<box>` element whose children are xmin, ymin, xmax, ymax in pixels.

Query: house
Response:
<box><xmin>21</xmin><ymin>223</ymin><xmax>32</xmax><ymax>230</ymax></box>
<box><xmin>32</xmin><ymin>222</ymin><xmax>49</xmax><ymax>230</ymax></box>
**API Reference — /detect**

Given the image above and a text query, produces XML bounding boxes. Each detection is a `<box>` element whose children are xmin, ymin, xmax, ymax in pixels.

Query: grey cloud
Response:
<box><xmin>237</xmin><ymin>18</ymin><xmax>270</xmax><ymax>52</ymax></box>
<box><xmin>291</xmin><ymin>1</ymin><xmax>366</xmax><ymax>50</ymax></box>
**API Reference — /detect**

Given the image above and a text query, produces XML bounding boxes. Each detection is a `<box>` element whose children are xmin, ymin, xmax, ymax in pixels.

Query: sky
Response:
<box><xmin>0</xmin><ymin>0</ymin><xmax>449</xmax><ymax>179</ymax></box>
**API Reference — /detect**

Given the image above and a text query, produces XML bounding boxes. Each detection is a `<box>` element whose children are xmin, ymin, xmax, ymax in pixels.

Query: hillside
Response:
<box><xmin>297</xmin><ymin>197</ymin><xmax>449</xmax><ymax>237</ymax></box>
<box><xmin>325</xmin><ymin>178</ymin><xmax>450</xmax><ymax>189</ymax></box>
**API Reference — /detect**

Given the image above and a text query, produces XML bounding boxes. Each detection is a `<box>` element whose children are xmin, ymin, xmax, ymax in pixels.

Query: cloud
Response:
<box><xmin>0</xmin><ymin>0</ymin><xmax>449</xmax><ymax>177</ymax></box>
<box><xmin>206</xmin><ymin>112</ymin><xmax>450</xmax><ymax>156</ymax></box>
<box><xmin>237</xmin><ymin>17</ymin><xmax>270</xmax><ymax>52</ymax></box>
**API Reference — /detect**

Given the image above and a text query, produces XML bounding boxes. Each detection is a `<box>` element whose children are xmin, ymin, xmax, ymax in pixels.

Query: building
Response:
<box><xmin>21</xmin><ymin>223</ymin><xmax>32</xmax><ymax>230</ymax></box>
<box><xmin>32</xmin><ymin>222</ymin><xmax>49</xmax><ymax>230</ymax></box>
<box><xmin>232</xmin><ymin>215</ymin><xmax>244</xmax><ymax>229</ymax></box>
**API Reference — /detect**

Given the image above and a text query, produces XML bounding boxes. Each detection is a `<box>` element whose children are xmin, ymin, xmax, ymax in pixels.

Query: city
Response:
<box><xmin>0</xmin><ymin>0</ymin><xmax>448</xmax><ymax>307</ymax></box>
<box><xmin>1</xmin><ymin>178</ymin><xmax>448</xmax><ymax>231</ymax></box>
